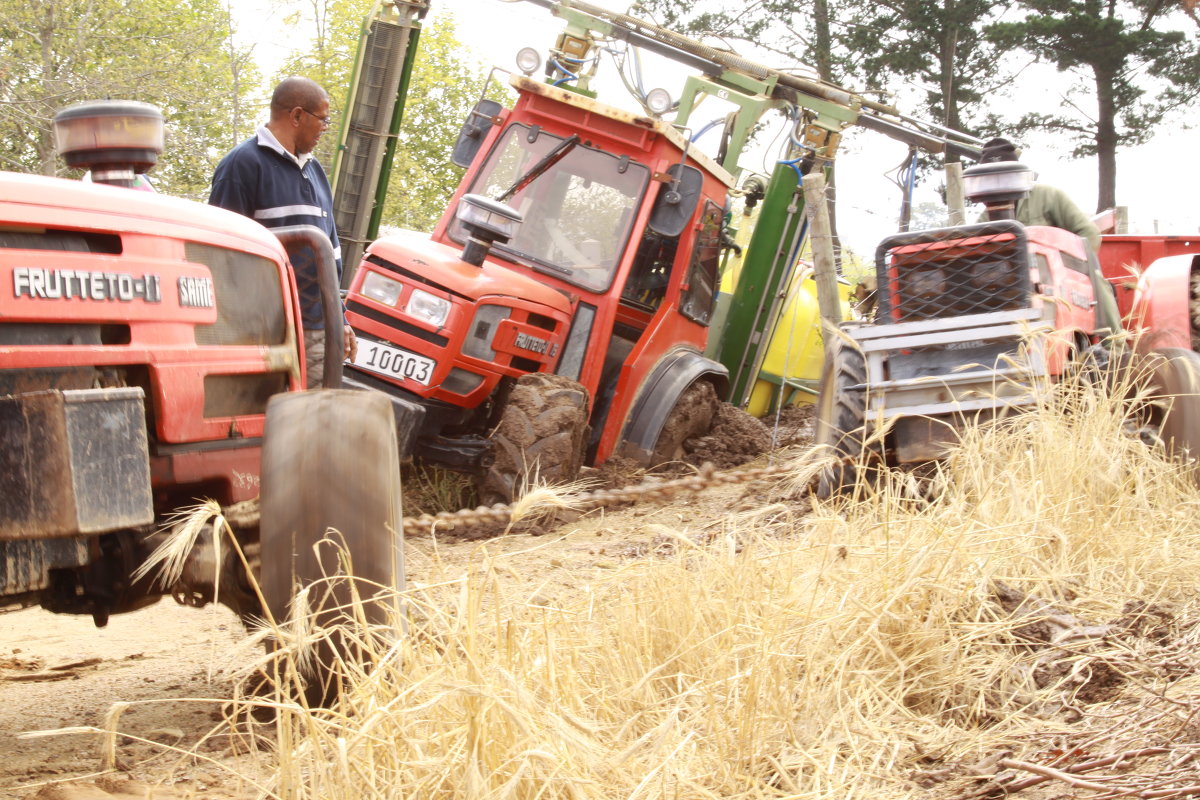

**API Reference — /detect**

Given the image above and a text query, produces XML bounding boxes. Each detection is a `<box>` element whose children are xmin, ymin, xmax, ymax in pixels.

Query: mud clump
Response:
<box><xmin>685</xmin><ymin>403</ymin><xmax>773</xmax><ymax>470</ymax></box>
<box><xmin>587</xmin><ymin>456</ymin><xmax>644</xmax><ymax>490</ymax></box>
<box><xmin>741</xmin><ymin>404</ymin><xmax>818</xmax><ymax>451</ymax></box>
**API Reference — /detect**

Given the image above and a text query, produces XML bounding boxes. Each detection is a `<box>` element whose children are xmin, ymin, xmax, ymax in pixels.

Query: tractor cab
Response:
<box><xmin>343</xmin><ymin>75</ymin><xmax>734</xmax><ymax>482</ymax></box>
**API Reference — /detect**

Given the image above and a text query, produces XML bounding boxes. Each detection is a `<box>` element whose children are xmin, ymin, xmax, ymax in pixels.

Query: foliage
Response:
<box><xmin>639</xmin><ymin>0</ymin><xmax>1008</xmax><ymax>145</ymax></box>
<box><xmin>271</xmin><ymin>4</ymin><xmax>506</xmax><ymax>233</ymax></box>
<box><xmin>272</xmin><ymin>0</ymin><xmax>375</xmax><ymax>169</ymax></box>
<box><xmin>400</xmin><ymin>463</ymin><xmax>476</xmax><ymax>517</ymax></box>
<box><xmin>379</xmin><ymin>12</ymin><xmax>510</xmax><ymax>233</ymax></box>
<box><xmin>634</xmin><ymin>0</ymin><xmax>1006</xmax><ymax>263</ymax></box>
<box><xmin>0</xmin><ymin>0</ymin><xmax>257</xmax><ymax>200</ymax></box>
<box><xmin>988</xmin><ymin>0</ymin><xmax>1200</xmax><ymax>209</ymax></box>
<box><xmin>843</xmin><ymin>0</ymin><xmax>1010</xmax><ymax>144</ymax></box>
<box><xmin>185</xmin><ymin>361</ymin><xmax>1200</xmax><ymax>798</ymax></box>
<box><xmin>908</xmin><ymin>199</ymin><xmax>952</xmax><ymax>230</ymax></box>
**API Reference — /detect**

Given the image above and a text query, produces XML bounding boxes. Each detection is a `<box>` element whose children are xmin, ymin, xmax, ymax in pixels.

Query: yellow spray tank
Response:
<box><xmin>746</xmin><ymin>264</ymin><xmax>853</xmax><ymax>417</ymax></box>
<box><xmin>709</xmin><ymin>201</ymin><xmax>854</xmax><ymax>418</ymax></box>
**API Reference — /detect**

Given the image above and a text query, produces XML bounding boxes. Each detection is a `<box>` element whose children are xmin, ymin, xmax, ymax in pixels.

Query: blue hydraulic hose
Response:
<box><xmin>905</xmin><ymin>149</ymin><xmax>918</xmax><ymax>201</ymax></box>
<box><xmin>549</xmin><ymin>59</ymin><xmax>579</xmax><ymax>87</ymax></box>
<box><xmin>691</xmin><ymin>118</ymin><xmax>723</xmax><ymax>142</ymax></box>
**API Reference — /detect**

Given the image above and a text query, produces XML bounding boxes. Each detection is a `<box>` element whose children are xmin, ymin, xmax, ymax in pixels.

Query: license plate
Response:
<box><xmin>349</xmin><ymin>338</ymin><xmax>436</xmax><ymax>386</ymax></box>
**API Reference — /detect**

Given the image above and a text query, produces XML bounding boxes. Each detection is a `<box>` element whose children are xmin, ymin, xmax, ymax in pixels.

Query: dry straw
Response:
<box><xmin>90</xmin><ymin>352</ymin><xmax>1200</xmax><ymax>798</ymax></box>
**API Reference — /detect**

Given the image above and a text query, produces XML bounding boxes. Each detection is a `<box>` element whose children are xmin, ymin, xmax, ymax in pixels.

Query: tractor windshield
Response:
<box><xmin>454</xmin><ymin>124</ymin><xmax>649</xmax><ymax>292</ymax></box>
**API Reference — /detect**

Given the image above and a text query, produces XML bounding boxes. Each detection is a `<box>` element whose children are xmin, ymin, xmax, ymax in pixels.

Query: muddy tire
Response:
<box><xmin>1190</xmin><ymin>270</ymin><xmax>1200</xmax><ymax>352</ymax></box>
<box><xmin>650</xmin><ymin>380</ymin><xmax>721</xmax><ymax>468</ymax></box>
<box><xmin>479</xmin><ymin>373</ymin><xmax>589</xmax><ymax>505</ymax></box>
<box><xmin>259</xmin><ymin>389</ymin><xmax>404</xmax><ymax>707</ymax></box>
<box><xmin>813</xmin><ymin>337</ymin><xmax>869</xmax><ymax>498</ymax></box>
<box><xmin>1140</xmin><ymin>348</ymin><xmax>1200</xmax><ymax>474</ymax></box>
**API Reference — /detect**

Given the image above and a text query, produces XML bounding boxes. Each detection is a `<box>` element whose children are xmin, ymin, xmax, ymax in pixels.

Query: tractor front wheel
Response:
<box><xmin>479</xmin><ymin>373</ymin><xmax>589</xmax><ymax>505</ymax></box>
<box><xmin>650</xmin><ymin>380</ymin><xmax>721</xmax><ymax>469</ymax></box>
<box><xmin>813</xmin><ymin>336</ymin><xmax>870</xmax><ymax>498</ymax></box>
<box><xmin>259</xmin><ymin>389</ymin><xmax>404</xmax><ymax>707</ymax></box>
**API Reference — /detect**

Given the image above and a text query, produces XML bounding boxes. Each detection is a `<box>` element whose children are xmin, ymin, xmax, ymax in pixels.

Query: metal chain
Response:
<box><xmin>400</xmin><ymin>462</ymin><xmax>795</xmax><ymax>536</ymax></box>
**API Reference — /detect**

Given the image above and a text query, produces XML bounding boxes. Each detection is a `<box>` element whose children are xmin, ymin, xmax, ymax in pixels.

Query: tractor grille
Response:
<box><xmin>204</xmin><ymin>372</ymin><xmax>288</xmax><ymax>418</ymax></box>
<box><xmin>187</xmin><ymin>242</ymin><xmax>287</xmax><ymax>346</ymax></box>
<box><xmin>874</xmin><ymin>221</ymin><xmax>1032</xmax><ymax>323</ymax></box>
<box><xmin>888</xmin><ymin>340</ymin><xmax>1026</xmax><ymax>382</ymax></box>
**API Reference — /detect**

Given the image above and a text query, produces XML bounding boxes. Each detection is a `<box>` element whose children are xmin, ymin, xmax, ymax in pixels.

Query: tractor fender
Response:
<box><xmin>1128</xmin><ymin>253</ymin><xmax>1200</xmax><ymax>352</ymax></box>
<box><xmin>617</xmin><ymin>348</ymin><xmax>729</xmax><ymax>465</ymax></box>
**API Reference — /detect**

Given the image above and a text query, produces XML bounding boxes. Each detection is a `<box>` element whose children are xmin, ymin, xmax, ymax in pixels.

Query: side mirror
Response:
<box><xmin>451</xmin><ymin>100</ymin><xmax>503</xmax><ymax>168</ymax></box>
<box><xmin>647</xmin><ymin>164</ymin><xmax>703</xmax><ymax>238</ymax></box>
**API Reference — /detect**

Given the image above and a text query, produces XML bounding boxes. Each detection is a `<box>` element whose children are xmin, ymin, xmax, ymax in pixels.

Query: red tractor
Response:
<box><xmin>0</xmin><ymin>102</ymin><xmax>402</xmax><ymax>695</ymax></box>
<box><xmin>341</xmin><ymin>76</ymin><xmax>734</xmax><ymax>500</ymax></box>
<box><xmin>815</xmin><ymin>163</ymin><xmax>1200</xmax><ymax>489</ymax></box>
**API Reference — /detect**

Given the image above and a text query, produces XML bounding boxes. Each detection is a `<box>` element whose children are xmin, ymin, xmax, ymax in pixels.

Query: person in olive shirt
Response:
<box><xmin>977</xmin><ymin>137</ymin><xmax>1117</xmax><ymax>333</ymax></box>
<box><xmin>978</xmin><ymin>137</ymin><xmax>1101</xmax><ymax>252</ymax></box>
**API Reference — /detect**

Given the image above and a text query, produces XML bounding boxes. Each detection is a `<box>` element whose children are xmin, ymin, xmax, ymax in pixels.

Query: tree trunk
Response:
<box><xmin>1093</xmin><ymin>64</ymin><xmax>1118</xmax><ymax>211</ymax></box>
<box><xmin>37</xmin><ymin>4</ymin><xmax>57</xmax><ymax>176</ymax></box>
<box><xmin>812</xmin><ymin>0</ymin><xmax>842</xmax><ymax>268</ymax></box>
<box><xmin>940</xmin><ymin>0</ymin><xmax>962</xmax><ymax>164</ymax></box>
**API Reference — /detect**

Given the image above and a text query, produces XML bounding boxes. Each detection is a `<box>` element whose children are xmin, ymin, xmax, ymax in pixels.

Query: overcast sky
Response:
<box><xmin>234</xmin><ymin>0</ymin><xmax>1200</xmax><ymax>256</ymax></box>
<box><xmin>444</xmin><ymin>0</ymin><xmax>1200</xmax><ymax>256</ymax></box>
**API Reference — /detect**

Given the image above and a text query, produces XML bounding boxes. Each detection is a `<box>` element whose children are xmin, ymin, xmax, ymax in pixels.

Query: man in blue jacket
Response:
<box><xmin>209</xmin><ymin>76</ymin><xmax>356</xmax><ymax>388</ymax></box>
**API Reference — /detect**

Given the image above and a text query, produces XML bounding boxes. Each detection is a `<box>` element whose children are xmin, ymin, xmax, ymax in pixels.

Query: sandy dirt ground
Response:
<box><xmin>1</xmin><ymin>475</ymin><xmax>783</xmax><ymax>799</ymax></box>
<box><xmin>0</xmin><ymin>603</ymin><xmax>251</xmax><ymax>799</ymax></box>
<box><xmin>1</xmin><ymin>404</ymin><xmax>804</xmax><ymax>799</ymax></box>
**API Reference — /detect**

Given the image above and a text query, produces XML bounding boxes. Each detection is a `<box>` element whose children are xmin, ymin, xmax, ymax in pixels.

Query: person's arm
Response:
<box><xmin>207</xmin><ymin>155</ymin><xmax>257</xmax><ymax>217</ymax></box>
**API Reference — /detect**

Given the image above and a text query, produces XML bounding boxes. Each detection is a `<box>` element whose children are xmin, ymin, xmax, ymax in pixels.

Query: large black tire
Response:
<box><xmin>259</xmin><ymin>389</ymin><xmax>403</xmax><ymax>707</ymax></box>
<box><xmin>813</xmin><ymin>337</ymin><xmax>870</xmax><ymax>498</ymax></box>
<box><xmin>1141</xmin><ymin>347</ymin><xmax>1200</xmax><ymax>473</ymax></box>
<box><xmin>479</xmin><ymin>373</ymin><xmax>589</xmax><ymax>505</ymax></box>
<box><xmin>1189</xmin><ymin>270</ymin><xmax>1200</xmax><ymax>352</ymax></box>
<box><xmin>650</xmin><ymin>379</ymin><xmax>720</xmax><ymax>469</ymax></box>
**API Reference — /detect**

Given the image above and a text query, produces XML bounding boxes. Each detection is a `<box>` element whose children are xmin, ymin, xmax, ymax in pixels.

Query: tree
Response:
<box><xmin>272</xmin><ymin>2</ymin><xmax>505</xmax><ymax>232</ymax></box>
<box><xmin>989</xmin><ymin>0</ymin><xmax>1200</xmax><ymax>210</ymax></box>
<box><xmin>272</xmin><ymin>0</ymin><xmax>375</xmax><ymax>169</ymax></box>
<box><xmin>638</xmin><ymin>0</ymin><xmax>860</xmax><ymax>263</ymax></box>
<box><xmin>380</xmin><ymin>13</ymin><xmax>509</xmax><ymax>232</ymax></box>
<box><xmin>638</xmin><ymin>0</ymin><xmax>1013</xmax><ymax>146</ymax></box>
<box><xmin>842</xmin><ymin>0</ymin><xmax>1011</xmax><ymax>154</ymax></box>
<box><xmin>0</xmin><ymin>0</ymin><xmax>257</xmax><ymax>199</ymax></box>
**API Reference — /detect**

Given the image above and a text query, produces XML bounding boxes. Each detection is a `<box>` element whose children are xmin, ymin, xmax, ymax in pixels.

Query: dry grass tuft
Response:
<box><xmin>108</xmin><ymin>366</ymin><xmax>1200</xmax><ymax>798</ymax></box>
<box><xmin>401</xmin><ymin>464</ymin><xmax>477</xmax><ymax>516</ymax></box>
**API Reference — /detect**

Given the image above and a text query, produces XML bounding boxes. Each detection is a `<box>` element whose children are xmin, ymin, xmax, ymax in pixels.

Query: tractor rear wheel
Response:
<box><xmin>814</xmin><ymin>336</ymin><xmax>870</xmax><ymax>498</ymax></box>
<box><xmin>1141</xmin><ymin>347</ymin><xmax>1200</xmax><ymax>474</ymax></box>
<box><xmin>650</xmin><ymin>379</ymin><xmax>720</xmax><ymax>469</ymax></box>
<box><xmin>259</xmin><ymin>389</ymin><xmax>404</xmax><ymax>707</ymax></box>
<box><xmin>1189</xmin><ymin>270</ymin><xmax>1200</xmax><ymax>351</ymax></box>
<box><xmin>479</xmin><ymin>373</ymin><xmax>589</xmax><ymax>505</ymax></box>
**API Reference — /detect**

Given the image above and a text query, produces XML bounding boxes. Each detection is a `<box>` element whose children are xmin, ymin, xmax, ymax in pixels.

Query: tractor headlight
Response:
<box><xmin>405</xmin><ymin>288</ymin><xmax>451</xmax><ymax>327</ymax></box>
<box><xmin>515</xmin><ymin>47</ymin><xmax>541</xmax><ymax>75</ymax></box>
<box><xmin>907</xmin><ymin>267</ymin><xmax>947</xmax><ymax>299</ymax></box>
<box><xmin>970</xmin><ymin>259</ymin><xmax>1012</xmax><ymax>291</ymax></box>
<box><xmin>361</xmin><ymin>270</ymin><xmax>403</xmax><ymax>306</ymax></box>
<box><xmin>645</xmin><ymin>87</ymin><xmax>673</xmax><ymax>116</ymax></box>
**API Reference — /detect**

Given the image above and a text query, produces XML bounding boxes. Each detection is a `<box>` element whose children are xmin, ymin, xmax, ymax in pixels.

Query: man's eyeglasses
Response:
<box><xmin>299</xmin><ymin>108</ymin><xmax>333</xmax><ymax>127</ymax></box>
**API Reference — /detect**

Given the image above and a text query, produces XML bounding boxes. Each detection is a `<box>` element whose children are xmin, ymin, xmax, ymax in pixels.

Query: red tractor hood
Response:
<box><xmin>366</xmin><ymin>232</ymin><xmax>573</xmax><ymax>315</ymax></box>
